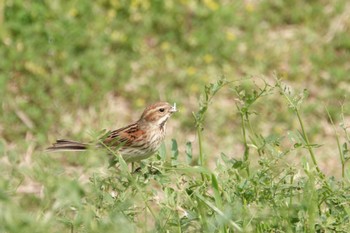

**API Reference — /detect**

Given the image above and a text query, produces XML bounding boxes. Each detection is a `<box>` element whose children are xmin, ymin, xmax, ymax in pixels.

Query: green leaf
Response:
<box><xmin>343</xmin><ymin>142</ymin><xmax>350</xmax><ymax>160</ymax></box>
<box><xmin>171</xmin><ymin>139</ymin><xmax>179</xmax><ymax>165</ymax></box>
<box><xmin>185</xmin><ymin>141</ymin><xmax>193</xmax><ymax>164</ymax></box>
<box><xmin>158</xmin><ymin>142</ymin><xmax>166</xmax><ymax>161</ymax></box>
<box><xmin>211</xmin><ymin>174</ymin><xmax>223</xmax><ymax>209</ymax></box>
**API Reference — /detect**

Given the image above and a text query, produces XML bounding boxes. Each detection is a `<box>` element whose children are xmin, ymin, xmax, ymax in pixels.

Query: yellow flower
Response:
<box><xmin>24</xmin><ymin>62</ymin><xmax>47</xmax><ymax>76</ymax></box>
<box><xmin>203</xmin><ymin>54</ymin><xmax>213</xmax><ymax>64</ymax></box>
<box><xmin>245</xmin><ymin>3</ymin><xmax>255</xmax><ymax>13</ymax></box>
<box><xmin>180</xmin><ymin>0</ymin><xmax>189</xmax><ymax>5</ymax></box>
<box><xmin>110</xmin><ymin>31</ymin><xmax>127</xmax><ymax>42</ymax></box>
<box><xmin>204</xmin><ymin>0</ymin><xmax>219</xmax><ymax>11</ymax></box>
<box><xmin>186</xmin><ymin>66</ymin><xmax>197</xmax><ymax>76</ymax></box>
<box><xmin>161</xmin><ymin>42</ymin><xmax>170</xmax><ymax>51</ymax></box>
<box><xmin>131</xmin><ymin>0</ymin><xmax>150</xmax><ymax>10</ymax></box>
<box><xmin>135</xmin><ymin>98</ymin><xmax>146</xmax><ymax>107</ymax></box>
<box><xmin>110</xmin><ymin>0</ymin><xmax>120</xmax><ymax>8</ymax></box>
<box><xmin>68</xmin><ymin>8</ymin><xmax>78</xmax><ymax>17</ymax></box>
<box><xmin>226</xmin><ymin>31</ymin><xmax>236</xmax><ymax>41</ymax></box>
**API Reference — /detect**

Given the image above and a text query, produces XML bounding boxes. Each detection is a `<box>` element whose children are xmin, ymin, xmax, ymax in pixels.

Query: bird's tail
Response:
<box><xmin>46</xmin><ymin>139</ymin><xmax>88</xmax><ymax>152</ymax></box>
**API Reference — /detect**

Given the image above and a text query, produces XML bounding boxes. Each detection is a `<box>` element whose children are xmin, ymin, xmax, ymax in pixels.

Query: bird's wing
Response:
<box><xmin>101</xmin><ymin>122</ymin><xmax>145</xmax><ymax>147</ymax></box>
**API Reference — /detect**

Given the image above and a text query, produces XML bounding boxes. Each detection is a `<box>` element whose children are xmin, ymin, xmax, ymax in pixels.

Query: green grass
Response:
<box><xmin>2</xmin><ymin>78</ymin><xmax>350</xmax><ymax>232</ymax></box>
<box><xmin>1</xmin><ymin>0</ymin><xmax>350</xmax><ymax>232</ymax></box>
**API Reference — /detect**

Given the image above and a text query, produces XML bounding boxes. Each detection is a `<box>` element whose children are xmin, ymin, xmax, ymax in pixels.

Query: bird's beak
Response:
<box><xmin>170</xmin><ymin>103</ymin><xmax>177</xmax><ymax>113</ymax></box>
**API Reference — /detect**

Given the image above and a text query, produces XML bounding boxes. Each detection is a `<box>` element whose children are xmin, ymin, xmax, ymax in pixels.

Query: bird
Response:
<box><xmin>47</xmin><ymin>101</ymin><xmax>177</xmax><ymax>163</ymax></box>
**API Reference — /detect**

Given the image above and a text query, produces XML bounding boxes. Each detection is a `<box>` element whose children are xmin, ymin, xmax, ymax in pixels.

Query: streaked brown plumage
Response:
<box><xmin>47</xmin><ymin>102</ymin><xmax>177</xmax><ymax>162</ymax></box>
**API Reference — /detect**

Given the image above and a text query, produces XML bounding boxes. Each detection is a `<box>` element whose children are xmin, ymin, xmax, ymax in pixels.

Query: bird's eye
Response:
<box><xmin>159</xmin><ymin>108</ymin><xmax>165</xmax><ymax>112</ymax></box>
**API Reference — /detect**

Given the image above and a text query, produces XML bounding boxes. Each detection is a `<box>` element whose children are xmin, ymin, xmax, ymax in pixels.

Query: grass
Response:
<box><xmin>2</xmin><ymin>78</ymin><xmax>350</xmax><ymax>232</ymax></box>
<box><xmin>1</xmin><ymin>0</ymin><xmax>350</xmax><ymax>232</ymax></box>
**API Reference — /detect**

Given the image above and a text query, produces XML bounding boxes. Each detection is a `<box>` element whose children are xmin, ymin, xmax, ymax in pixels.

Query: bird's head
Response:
<box><xmin>139</xmin><ymin>102</ymin><xmax>177</xmax><ymax>127</ymax></box>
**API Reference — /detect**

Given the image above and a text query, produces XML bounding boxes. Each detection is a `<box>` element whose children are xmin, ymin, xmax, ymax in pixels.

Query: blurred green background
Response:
<box><xmin>1</xmin><ymin>0</ymin><xmax>350</xmax><ymax>231</ymax></box>
<box><xmin>2</xmin><ymin>0</ymin><xmax>349</xmax><ymax>145</ymax></box>
<box><xmin>1</xmin><ymin>0</ymin><xmax>350</xmax><ymax>178</ymax></box>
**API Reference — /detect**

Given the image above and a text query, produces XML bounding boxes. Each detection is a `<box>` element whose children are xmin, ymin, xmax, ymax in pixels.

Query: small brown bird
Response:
<box><xmin>47</xmin><ymin>102</ymin><xmax>177</xmax><ymax>162</ymax></box>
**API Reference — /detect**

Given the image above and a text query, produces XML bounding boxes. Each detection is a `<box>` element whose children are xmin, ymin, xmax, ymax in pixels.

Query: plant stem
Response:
<box><xmin>325</xmin><ymin>106</ymin><xmax>345</xmax><ymax>180</ymax></box>
<box><xmin>295</xmin><ymin>110</ymin><xmax>321</xmax><ymax>174</ymax></box>
<box><xmin>277</xmin><ymin>81</ymin><xmax>322</xmax><ymax>175</ymax></box>
<box><xmin>240</xmin><ymin>111</ymin><xmax>250</xmax><ymax>176</ymax></box>
<box><xmin>198</xmin><ymin>125</ymin><xmax>204</xmax><ymax>166</ymax></box>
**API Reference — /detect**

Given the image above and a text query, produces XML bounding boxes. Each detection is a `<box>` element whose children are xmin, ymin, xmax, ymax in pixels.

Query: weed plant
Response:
<box><xmin>2</xmin><ymin>79</ymin><xmax>350</xmax><ymax>232</ymax></box>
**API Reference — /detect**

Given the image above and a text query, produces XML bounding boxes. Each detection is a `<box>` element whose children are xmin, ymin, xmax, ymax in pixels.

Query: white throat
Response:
<box><xmin>158</xmin><ymin>115</ymin><xmax>169</xmax><ymax>130</ymax></box>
